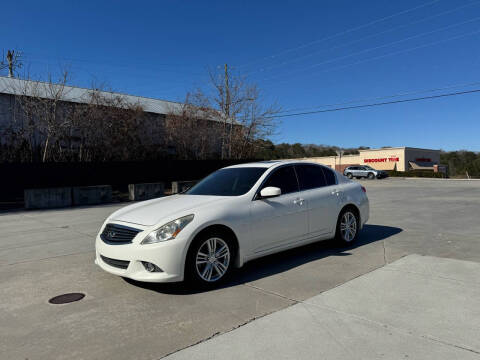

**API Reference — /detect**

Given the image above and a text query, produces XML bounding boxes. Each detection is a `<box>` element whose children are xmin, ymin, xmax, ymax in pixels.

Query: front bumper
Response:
<box><xmin>95</xmin><ymin>227</ymin><xmax>188</xmax><ymax>283</ymax></box>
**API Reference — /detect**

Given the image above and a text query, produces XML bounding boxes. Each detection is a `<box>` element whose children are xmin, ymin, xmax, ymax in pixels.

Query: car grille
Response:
<box><xmin>101</xmin><ymin>223</ymin><xmax>142</xmax><ymax>244</ymax></box>
<box><xmin>100</xmin><ymin>255</ymin><xmax>130</xmax><ymax>269</ymax></box>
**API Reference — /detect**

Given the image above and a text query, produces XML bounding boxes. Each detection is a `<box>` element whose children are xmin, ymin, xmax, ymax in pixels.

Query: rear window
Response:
<box><xmin>322</xmin><ymin>167</ymin><xmax>337</xmax><ymax>186</ymax></box>
<box><xmin>295</xmin><ymin>164</ymin><xmax>327</xmax><ymax>190</ymax></box>
<box><xmin>262</xmin><ymin>165</ymin><xmax>299</xmax><ymax>194</ymax></box>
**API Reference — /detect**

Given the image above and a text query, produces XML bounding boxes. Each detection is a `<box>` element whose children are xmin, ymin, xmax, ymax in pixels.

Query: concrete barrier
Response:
<box><xmin>72</xmin><ymin>185</ymin><xmax>112</xmax><ymax>206</ymax></box>
<box><xmin>128</xmin><ymin>182</ymin><xmax>165</xmax><ymax>201</ymax></box>
<box><xmin>24</xmin><ymin>187</ymin><xmax>72</xmax><ymax>209</ymax></box>
<box><xmin>171</xmin><ymin>180</ymin><xmax>197</xmax><ymax>194</ymax></box>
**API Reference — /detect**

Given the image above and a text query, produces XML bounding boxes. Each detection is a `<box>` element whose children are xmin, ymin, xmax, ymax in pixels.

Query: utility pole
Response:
<box><xmin>336</xmin><ymin>149</ymin><xmax>344</xmax><ymax>172</ymax></box>
<box><xmin>225</xmin><ymin>64</ymin><xmax>230</xmax><ymax>118</ymax></box>
<box><xmin>223</xmin><ymin>63</ymin><xmax>231</xmax><ymax>159</ymax></box>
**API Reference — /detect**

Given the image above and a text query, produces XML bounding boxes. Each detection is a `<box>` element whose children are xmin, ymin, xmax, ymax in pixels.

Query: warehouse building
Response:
<box><xmin>297</xmin><ymin>147</ymin><xmax>443</xmax><ymax>173</ymax></box>
<box><xmin>0</xmin><ymin>76</ymin><xmax>186</xmax><ymax>122</ymax></box>
<box><xmin>0</xmin><ymin>76</ymin><xmax>225</xmax><ymax>159</ymax></box>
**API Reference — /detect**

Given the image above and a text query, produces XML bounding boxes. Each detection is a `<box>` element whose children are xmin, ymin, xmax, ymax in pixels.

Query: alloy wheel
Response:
<box><xmin>195</xmin><ymin>237</ymin><xmax>230</xmax><ymax>282</ymax></box>
<box><xmin>340</xmin><ymin>211</ymin><xmax>357</xmax><ymax>242</ymax></box>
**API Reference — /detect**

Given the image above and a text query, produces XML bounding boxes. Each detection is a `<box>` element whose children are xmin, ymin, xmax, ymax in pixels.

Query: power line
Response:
<box><xmin>246</xmin><ymin>1</ymin><xmax>480</xmax><ymax>75</ymax></box>
<box><xmin>261</xmin><ymin>28</ymin><xmax>480</xmax><ymax>84</ymax></box>
<box><xmin>265</xmin><ymin>88</ymin><xmax>480</xmax><ymax>118</ymax></box>
<box><xmin>276</xmin><ymin>80</ymin><xmax>480</xmax><ymax>114</ymax></box>
<box><xmin>260</xmin><ymin>17</ymin><xmax>480</xmax><ymax>82</ymax></box>
<box><xmin>236</xmin><ymin>0</ymin><xmax>442</xmax><ymax>69</ymax></box>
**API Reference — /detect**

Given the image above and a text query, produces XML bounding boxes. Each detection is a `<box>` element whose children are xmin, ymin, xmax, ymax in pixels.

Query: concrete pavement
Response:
<box><xmin>165</xmin><ymin>255</ymin><xmax>480</xmax><ymax>360</ymax></box>
<box><xmin>0</xmin><ymin>178</ymin><xmax>479</xmax><ymax>359</ymax></box>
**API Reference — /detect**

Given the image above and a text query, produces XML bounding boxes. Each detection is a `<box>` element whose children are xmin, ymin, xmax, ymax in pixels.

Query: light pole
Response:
<box><xmin>336</xmin><ymin>150</ymin><xmax>345</xmax><ymax>172</ymax></box>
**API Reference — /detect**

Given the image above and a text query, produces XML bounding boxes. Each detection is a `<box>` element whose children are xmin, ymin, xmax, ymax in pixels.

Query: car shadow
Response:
<box><xmin>123</xmin><ymin>224</ymin><xmax>402</xmax><ymax>295</ymax></box>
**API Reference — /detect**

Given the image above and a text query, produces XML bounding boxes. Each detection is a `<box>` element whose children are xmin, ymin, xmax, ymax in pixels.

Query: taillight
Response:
<box><xmin>361</xmin><ymin>186</ymin><xmax>366</xmax><ymax>193</ymax></box>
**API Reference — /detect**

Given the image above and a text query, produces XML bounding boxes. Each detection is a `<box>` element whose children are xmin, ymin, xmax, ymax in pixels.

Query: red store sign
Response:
<box><xmin>364</xmin><ymin>157</ymin><xmax>399</xmax><ymax>163</ymax></box>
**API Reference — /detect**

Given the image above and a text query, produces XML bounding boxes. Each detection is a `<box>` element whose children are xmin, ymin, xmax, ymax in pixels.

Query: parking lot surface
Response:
<box><xmin>1</xmin><ymin>178</ymin><xmax>479</xmax><ymax>359</ymax></box>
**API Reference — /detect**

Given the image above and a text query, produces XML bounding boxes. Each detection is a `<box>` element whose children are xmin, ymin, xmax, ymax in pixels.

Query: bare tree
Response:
<box><xmin>207</xmin><ymin>65</ymin><xmax>250</xmax><ymax>159</ymax></box>
<box><xmin>2</xmin><ymin>73</ymin><xmax>150</xmax><ymax>162</ymax></box>
<box><xmin>1</xmin><ymin>50</ymin><xmax>23</xmax><ymax>78</ymax></box>
<box><xmin>173</xmin><ymin>66</ymin><xmax>281</xmax><ymax>159</ymax></box>
<box><xmin>165</xmin><ymin>91</ymin><xmax>222</xmax><ymax>159</ymax></box>
<box><xmin>77</xmin><ymin>87</ymin><xmax>146</xmax><ymax>161</ymax></box>
<box><xmin>1</xmin><ymin>62</ymin><xmax>278</xmax><ymax>163</ymax></box>
<box><xmin>5</xmin><ymin>71</ymin><xmax>73</xmax><ymax>161</ymax></box>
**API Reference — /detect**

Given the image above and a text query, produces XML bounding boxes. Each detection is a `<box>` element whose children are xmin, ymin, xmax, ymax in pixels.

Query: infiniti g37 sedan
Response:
<box><xmin>95</xmin><ymin>161</ymin><xmax>369</xmax><ymax>286</ymax></box>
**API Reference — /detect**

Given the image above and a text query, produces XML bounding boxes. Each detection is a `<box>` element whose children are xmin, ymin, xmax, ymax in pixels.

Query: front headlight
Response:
<box><xmin>141</xmin><ymin>215</ymin><xmax>194</xmax><ymax>244</ymax></box>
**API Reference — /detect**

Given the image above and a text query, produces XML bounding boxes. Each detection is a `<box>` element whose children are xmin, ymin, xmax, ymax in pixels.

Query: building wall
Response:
<box><xmin>293</xmin><ymin>147</ymin><xmax>441</xmax><ymax>172</ymax></box>
<box><xmin>404</xmin><ymin>148</ymin><xmax>440</xmax><ymax>170</ymax></box>
<box><xmin>0</xmin><ymin>93</ymin><xmax>13</xmax><ymax>128</ymax></box>
<box><xmin>0</xmin><ymin>92</ymin><xmax>224</xmax><ymax>158</ymax></box>
<box><xmin>359</xmin><ymin>148</ymin><xmax>406</xmax><ymax>171</ymax></box>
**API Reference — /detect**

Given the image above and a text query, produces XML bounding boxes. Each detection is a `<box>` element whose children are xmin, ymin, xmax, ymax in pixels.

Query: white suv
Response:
<box><xmin>343</xmin><ymin>165</ymin><xmax>388</xmax><ymax>179</ymax></box>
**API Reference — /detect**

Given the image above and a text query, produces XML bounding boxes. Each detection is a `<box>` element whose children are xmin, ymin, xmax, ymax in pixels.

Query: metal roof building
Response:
<box><xmin>0</xmin><ymin>76</ymin><xmax>186</xmax><ymax>116</ymax></box>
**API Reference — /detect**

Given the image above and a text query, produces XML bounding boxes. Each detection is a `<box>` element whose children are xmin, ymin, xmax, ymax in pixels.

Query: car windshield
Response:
<box><xmin>185</xmin><ymin>167</ymin><xmax>267</xmax><ymax>196</ymax></box>
<box><xmin>364</xmin><ymin>166</ymin><xmax>375</xmax><ymax>170</ymax></box>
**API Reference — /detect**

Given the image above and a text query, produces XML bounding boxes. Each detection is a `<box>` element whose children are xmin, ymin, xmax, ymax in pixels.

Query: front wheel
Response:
<box><xmin>186</xmin><ymin>231</ymin><xmax>234</xmax><ymax>287</ymax></box>
<box><xmin>367</xmin><ymin>172</ymin><xmax>375</xmax><ymax>180</ymax></box>
<box><xmin>335</xmin><ymin>209</ymin><xmax>359</xmax><ymax>244</ymax></box>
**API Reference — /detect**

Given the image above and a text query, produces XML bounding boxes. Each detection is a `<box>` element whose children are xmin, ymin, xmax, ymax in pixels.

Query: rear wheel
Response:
<box><xmin>367</xmin><ymin>172</ymin><xmax>375</xmax><ymax>180</ymax></box>
<box><xmin>186</xmin><ymin>231</ymin><xmax>235</xmax><ymax>287</ymax></box>
<box><xmin>346</xmin><ymin>172</ymin><xmax>353</xmax><ymax>179</ymax></box>
<box><xmin>335</xmin><ymin>209</ymin><xmax>359</xmax><ymax>244</ymax></box>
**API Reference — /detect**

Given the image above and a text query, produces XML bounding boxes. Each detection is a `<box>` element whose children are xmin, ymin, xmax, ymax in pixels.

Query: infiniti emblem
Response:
<box><xmin>108</xmin><ymin>231</ymin><xmax>116</xmax><ymax>238</ymax></box>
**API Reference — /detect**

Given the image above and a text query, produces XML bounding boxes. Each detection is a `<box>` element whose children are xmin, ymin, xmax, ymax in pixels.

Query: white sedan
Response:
<box><xmin>95</xmin><ymin>161</ymin><xmax>369</xmax><ymax>286</ymax></box>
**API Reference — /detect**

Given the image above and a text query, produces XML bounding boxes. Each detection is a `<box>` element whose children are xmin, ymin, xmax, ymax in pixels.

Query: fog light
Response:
<box><xmin>142</xmin><ymin>261</ymin><xmax>162</xmax><ymax>272</ymax></box>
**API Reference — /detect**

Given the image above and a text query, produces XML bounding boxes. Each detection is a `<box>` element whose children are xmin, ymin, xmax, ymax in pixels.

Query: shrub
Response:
<box><xmin>387</xmin><ymin>170</ymin><xmax>445</xmax><ymax>178</ymax></box>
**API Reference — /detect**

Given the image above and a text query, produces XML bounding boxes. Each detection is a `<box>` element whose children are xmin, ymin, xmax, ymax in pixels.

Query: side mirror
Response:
<box><xmin>260</xmin><ymin>186</ymin><xmax>281</xmax><ymax>199</ymax></box>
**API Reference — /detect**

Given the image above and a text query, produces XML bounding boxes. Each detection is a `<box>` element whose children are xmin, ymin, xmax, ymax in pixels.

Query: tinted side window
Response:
<box><xmin>322</xmin><ymin>167</ymin><xmax>337</xmax><ymax>186</ymax></box>
<box><xmin>295</xmin><ymin>164</ymin><xmax>327</xmax><ymax>190</ymax></box>
<box><xmin>262</xmin><ymin>166</ymin><xmax>299</xmax><ymax>194</ymax></box>
<box><xmin>187</xmin><ymin>167</ymin><xmax>267</xmax><ymax>196</ymax></box>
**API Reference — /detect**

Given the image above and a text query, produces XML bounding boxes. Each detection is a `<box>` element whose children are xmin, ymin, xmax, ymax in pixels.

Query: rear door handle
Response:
<box><xmin>293</xmin><ymin>198</ymin><xmax>305</xmax><ymax>205</ymax></box>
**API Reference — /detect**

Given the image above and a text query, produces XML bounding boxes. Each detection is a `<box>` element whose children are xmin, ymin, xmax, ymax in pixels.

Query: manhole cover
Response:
<box><xmin>48</xmin><ymin>293</ymin><xmax>85</xmax><ymax>304</ymax></box>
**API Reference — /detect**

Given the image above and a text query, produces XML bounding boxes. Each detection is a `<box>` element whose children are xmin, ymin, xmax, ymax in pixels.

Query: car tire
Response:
<box><xmin>185</xmin><ymin>230</ymin><xmax>235</xmax><ymax>288</ymax></box>
<box><xmin>346</xmin><ymin>173</ymin><xmax>353</xmax><ymax>179</ymax></box>
<box><xmin>335</xmin><ymin>208</ymin><xmax>359</xmax><ymax>244</ymax></box>
<box><xmin>367</xmin><ymin>172</ymin><xmax>375</xmax><ymax>180</ymax></box>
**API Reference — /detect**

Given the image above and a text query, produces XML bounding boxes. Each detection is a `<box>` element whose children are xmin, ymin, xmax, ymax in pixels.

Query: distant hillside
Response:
<box><xmin>253</xmin><ymin>140</ymin><xmax>369</xmax><ymax>159</ymax></box>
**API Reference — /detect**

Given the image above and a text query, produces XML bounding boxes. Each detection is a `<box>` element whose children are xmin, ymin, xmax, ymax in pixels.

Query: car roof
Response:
<box><xmin>225</xmin><ymin>160</ymin><xmax>327</xmax><ymax>169</ymax></box>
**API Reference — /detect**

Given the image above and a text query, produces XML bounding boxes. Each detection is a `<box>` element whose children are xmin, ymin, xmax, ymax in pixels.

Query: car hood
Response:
<box><xmin>110</xmin><ymin>194</ymin><xmax>227</xmax><ymax>226</ymax></box>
